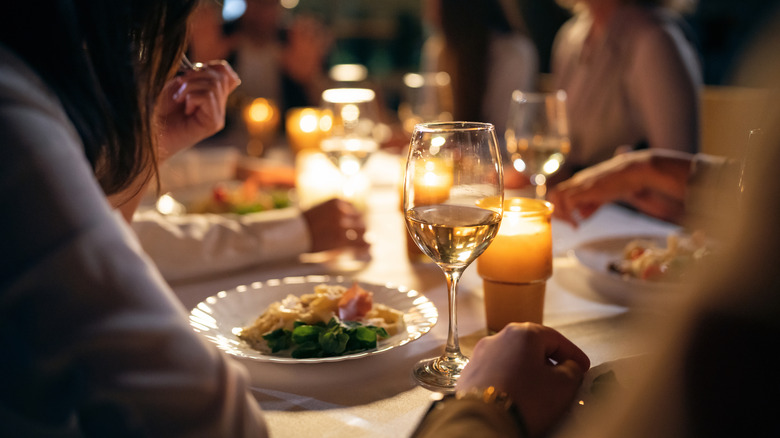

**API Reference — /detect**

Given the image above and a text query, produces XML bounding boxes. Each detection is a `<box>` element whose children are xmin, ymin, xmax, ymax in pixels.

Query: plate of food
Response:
<box><xmin>152</xmin><ymin>179</ymin><xmax>295</xmax><ymax>216</ymax></box>
<box><xmin>568</xmin><ymin>232</ymin><xmax>711</xmax><ymax>305</ymax></box>
<box><xmin>189</xmin><ymin>275</ymin><xmax>438</xmax><ymax>363</ymax></box>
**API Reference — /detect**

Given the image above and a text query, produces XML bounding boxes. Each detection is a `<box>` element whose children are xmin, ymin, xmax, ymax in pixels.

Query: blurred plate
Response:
<box><xmin>189</xmin><ymin>275</ymin><xmax>438</xmax><ymax>363</ymax></box>
<box><xmin>568</xmin><ymin>235</ymin><xmax>681</xmax><ymax>306</ymax></box>
<box><xmin>143</xmin><ymin>180</ymin><xmax>296</xmax><ymax>216</ymax></box>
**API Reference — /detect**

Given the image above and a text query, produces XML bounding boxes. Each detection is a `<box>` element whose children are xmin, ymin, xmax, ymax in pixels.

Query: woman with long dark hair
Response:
<box><xmin>0</xmin><ymin>1</ymin><xmax>267</xmax><ymax>435</ymax></box>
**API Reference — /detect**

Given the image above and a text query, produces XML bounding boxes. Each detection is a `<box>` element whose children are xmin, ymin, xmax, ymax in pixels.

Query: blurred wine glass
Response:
<box><xmin>403</xmin><ymin>121</ymin><xmax>503</xmax><ymax>391</ymax></box>
<box><xmin>398</xmin><ymin>72</ymin><xmax>453</xmax><ymax>135</ymax></box>
<box><xmin>319</xmin><ymin>88</ymin><xmax>381</xmax><ymax>199</ymax></box>
<box><xmin>505</xmin><ymin>90</ymin><xmax>570</xmax><ymax>199</ymax></box>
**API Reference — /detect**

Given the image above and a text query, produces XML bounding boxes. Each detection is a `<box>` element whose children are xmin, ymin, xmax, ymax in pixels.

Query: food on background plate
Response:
<box><xmin>608</xmin><ymin>231</ymin><xmax>711</xmax><ymax>281</ymax></box>
<box><xmin>187</xmin><ymin>178</ymin><xmax>292</xmax><ymax>215</ymax></box>
<box><xmin>238</xmin><ymin>283</ymin><xmax>406</xmax><ymax>358</ymax></box>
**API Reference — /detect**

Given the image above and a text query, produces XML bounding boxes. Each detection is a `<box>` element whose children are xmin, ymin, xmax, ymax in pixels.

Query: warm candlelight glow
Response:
<box><xmin>243</xmin><ymin>98</ymin><xmax>280</xmax><ymax>156</ymax></box>
<box><xmin>294</xmin><ymin>150</ymin><xmax>369</xmax><ymax>211</ymax></box>
<box><xmin>244</xmin><ymin>98</ymin><xmax>279</xmax><ymax>132</ymax></box>
<box><xmin>285</xmin><ymin>107</ymin><xmax>332</xmax><ymax>154</ymax></box>
<box><xmin>477</xmin><ymin>198</ymin><xmax>553</xmax><ymax>282</ymax></box>
<box><xmin>476</xmin><ymin>197</ymin><xmax>553</xmax><ymax>332</ymax></box>
<box><xmin>411</xmin><ymin>158</ymin><xmax>453</xmax><ymax>205</ymax></box>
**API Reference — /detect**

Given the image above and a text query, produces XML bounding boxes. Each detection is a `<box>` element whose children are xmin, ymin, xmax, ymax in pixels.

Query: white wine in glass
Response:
<box><xmin>505</xmin><ymin>90</ymin><xmax>570</xmax><ymax>199</ymax></box>
<box><xmin>320</xmin><ymin>87</ymin><xmax>380</xmax><ymax>178</ymax></box>
<box><xmin>403</xmin><ymin>121</ymin><xmax>504</xmax><ymax>391</ymax></box>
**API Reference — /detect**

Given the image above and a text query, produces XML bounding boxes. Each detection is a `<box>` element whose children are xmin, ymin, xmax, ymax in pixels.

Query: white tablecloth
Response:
<box><xmin>170</xmin><ymin>152</ymin><xmax>680</xmax><ymax>438</ymax></box>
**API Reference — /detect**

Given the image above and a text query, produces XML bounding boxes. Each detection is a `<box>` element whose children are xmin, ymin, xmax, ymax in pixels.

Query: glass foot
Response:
<box><xmin>412</xmin><ymin>355</ymin><xmax>469</xmax><ymax>392</ymax></box>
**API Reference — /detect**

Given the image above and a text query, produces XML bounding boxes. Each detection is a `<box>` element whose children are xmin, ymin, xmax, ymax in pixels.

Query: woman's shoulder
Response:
<box><xmin>0</xmin><ymin>44</ymin><xmax>74</xmax><ymax>133</ymax></box>
<box><xmin>614</xmin><ymin>6</ymin><xmax>693</xmax><ymax>47</ymax></box>
<box><xmin>553</xmin><ymin>11</ymin><xmax>592</xmax><ymax>54</ymax></box>
<box><xmin>490</xmin><ymin>31</ymin><xmax>538</xmax><ymax>59</ymax></box>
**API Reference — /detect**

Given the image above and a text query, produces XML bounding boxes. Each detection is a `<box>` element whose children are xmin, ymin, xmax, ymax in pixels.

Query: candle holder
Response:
<box><xmin>285</xmin><ymin>107</ymin><xmax>333</xmax><ymax>155</ymax></box>
<box><xmin>476</xmin><ymin>197</ymin><xmax>553</xmax><ymax>333</ymax></box>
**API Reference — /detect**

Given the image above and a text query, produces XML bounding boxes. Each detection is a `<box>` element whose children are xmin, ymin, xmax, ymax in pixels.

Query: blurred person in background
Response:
<box><xmin>550</xmin><ymin>0</ymin><xmax>701</xmax><ymax>180</ymax></box>
<box><xmin>421</xmin><ymin>0</ymin><xmax>539</xmax><ymax>138</ymax></box>
<box><xmin>187</xmin><ymin>0</ymin><xmax>240</xmax><ymax>62</ymax></box>
<box><xmin>229</xmin><ymin>0</ymin><xmax>332</xmax><ymax>114</ymax></box>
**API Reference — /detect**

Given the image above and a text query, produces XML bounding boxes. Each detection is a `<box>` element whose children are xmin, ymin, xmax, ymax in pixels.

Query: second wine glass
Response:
<box><xmin>505</xmin><ymin>90</ymin><xmax>570</xmax><ymax>199</ymax></box>
<box><xmin>319</xmin><ymin>88</ymin><xmax>380</xmax><ymax>183</ymax></box>
<box><xmin>403</xmin><ymin>121</ymin><xmax>504</xmax><ymax>391</ymax></box>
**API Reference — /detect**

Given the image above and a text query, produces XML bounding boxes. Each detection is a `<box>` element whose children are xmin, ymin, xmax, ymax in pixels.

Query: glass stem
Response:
<box><xmin>442</xmin><ymin>267</ymin><xmax>464</xmax><ymax>364</ymax></box>
<box><xmin>535</xmin><ymin>182</ymin><xmax>547</xmax><ymax>199</ymax></box>
<box><xmin>533</xmin><ymin>173</ymin><xmax>548</xmax><ymax>199</ymax></box>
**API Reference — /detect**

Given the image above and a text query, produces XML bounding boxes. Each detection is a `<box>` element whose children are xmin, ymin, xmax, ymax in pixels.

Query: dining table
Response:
<box><xmin>167</xmin><ymin>149</ymin><xmax>683</xmax><ymax>438</ymax></box>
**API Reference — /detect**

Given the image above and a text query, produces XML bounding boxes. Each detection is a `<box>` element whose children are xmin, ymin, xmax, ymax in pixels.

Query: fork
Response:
<box><xmin>180</xmin><ymin>54</ymin><xmax>195</xmax><ymax>71</ymax></box>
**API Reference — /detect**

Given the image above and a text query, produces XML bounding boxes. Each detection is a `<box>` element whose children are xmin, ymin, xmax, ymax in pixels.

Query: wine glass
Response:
<box><xmin>403</xmin><ymin>121</ymin><xmax>504</xmax><ymax>391</ymax></box>
<box><xmin>397</xmin><ymin>72</ymin><xmax>453</xmax><ymax>135</ymax></box>
<box><xmin>505</xmin><ymin>90</ymin><xmax>570</xmax><ymax>199</ymax></box>
<box><xmin>319</xmin><ymin>87</ymin><xmax>380</xmax><ymax>199</ymax></box>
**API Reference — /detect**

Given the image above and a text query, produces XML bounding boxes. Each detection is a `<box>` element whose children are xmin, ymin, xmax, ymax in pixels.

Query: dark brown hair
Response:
<box><xmin>0</xmin><ymin>0</ymin><xmax>197</xmax><ymax>196</ymax></box>
<box><xmin>438</xmin><ymin>0</ymin><xmax>530</xmax><ymax>122</ymax></box>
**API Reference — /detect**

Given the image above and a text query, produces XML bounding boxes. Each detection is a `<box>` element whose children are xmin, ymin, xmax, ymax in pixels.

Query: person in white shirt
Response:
<box><xmin>132</xmin><ymin>196</ymin><xmax>367</xmax><ymax>282</ymax></box>
<box><xmin>551</xmin><ymin>0</ymin><xmax>701</xmax><ymax>178</ymax></box>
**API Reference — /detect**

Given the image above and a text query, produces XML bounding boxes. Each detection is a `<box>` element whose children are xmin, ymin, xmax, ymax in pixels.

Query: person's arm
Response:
<box><xmin>548</xmin><ymin>149</ymin><xmax>693</xmax><ymax>226</ymax></box>
<box><xmin>132</xmin><ymin>198</ymin><xmax>369</xmax><ymax>282</ymax></box>
<box><xmin>412</xmin><ymin>323</ymin><xmax>589</xmax><ymax>438</ymax></box>
<box><xmin>112</xmin><ymin>60</ymin><xmax>241</xmax><ymax>222</ymax></box>
<box><xmin>132</xmin><ymin>207</ymin><xmax>310</xmax><ymax>282</ymax></box>
<box><xmin>411</xmin><ymin>391</ymin><xmax>527</xmax><ymax>438</ymax></box>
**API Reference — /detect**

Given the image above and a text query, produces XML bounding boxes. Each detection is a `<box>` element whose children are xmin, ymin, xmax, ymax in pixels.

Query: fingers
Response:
<box><xmin>304</xmin><ymin>199</ymin><xmax>370</xmax><ymax>252</ymax></box>
<box><xmin>153</xmin><ymin>60</ymin><xmax>241</xmax><ymax>160</ymax></box>
<box><xmin>335</xmin><ymin>200</ymin><xmax>369</xmax><ymax>247</ymax></box>
<box><xmin>537</xmin><ymin>325</ymin><xmax>591</xmax><ymax>373</ymax></box>
<box><xmin>549</xmin><ymin>187</ymin><xmax>602</xmax><ymax>227</ymax></box>
<box><xmin>169</xmin><ymin>61</ymin><xmax>240</xmax><ymax>135</ymax></box>
<box><xmin>499</xmin><ymin>323</ymin><xmax>590</xmax><ymax>373</ymax></box>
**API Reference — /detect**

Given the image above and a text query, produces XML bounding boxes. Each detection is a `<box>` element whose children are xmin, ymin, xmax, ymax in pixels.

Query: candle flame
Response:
<box><xmin>248</xmin><ymin>98</ymin><xmax>274</xmax><ymax>122</ymax></box>
<box><xmin>299</xmin><ymin>112</ymin><xmax>319</xmax><ymax>133</ymax></box>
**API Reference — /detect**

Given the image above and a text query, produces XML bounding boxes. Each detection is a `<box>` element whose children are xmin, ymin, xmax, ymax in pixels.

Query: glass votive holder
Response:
<box><xmin>285</xmin><ymin>107</ymin><xmax>332</xmax><ymax>155</ymax></box>
<box><xmin>476</xmin><ymin>197</ymin><xmax>553</xmax><ymax>333</ymax></box>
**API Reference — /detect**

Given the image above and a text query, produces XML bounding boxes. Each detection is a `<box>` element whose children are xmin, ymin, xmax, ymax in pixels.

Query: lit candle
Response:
<box><xmin>285</xmin><ymin>107</ymin><xmax>333</xmax><ymax>155</ymax></box>
<box><xmin>243</xmin><ymin>98</ymin><xmax>280</xmax><ymax>156</ymax></box>
<box><xmin>294</xmin><ymin>150</ymin><xmax>369</xmax><ymax>211</ymax></box>
<box><xmin>477</xmin><ymin>198</ymin><xmax>553</xmax><ymax>282</ymax></box>
<box><xmin>476</xmin><ymin>197</ymin><xmax>553</xmax><ymax>332</ymax></box>
<box><xmin>411</xmin><ymin>158</ymin><xmax>453</xmax><ymax>205</ymax></box>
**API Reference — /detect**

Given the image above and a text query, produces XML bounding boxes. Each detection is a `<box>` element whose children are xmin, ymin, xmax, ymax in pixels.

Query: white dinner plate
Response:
<box><xmin>568</xmin><ymin>235</ymin><xmax>682</xmax><ymax>306</ymax></box>
<box><xmin>189</xmin><ymin>275</ymin><xmax>438</xmax><ymax>363</ymax></box>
